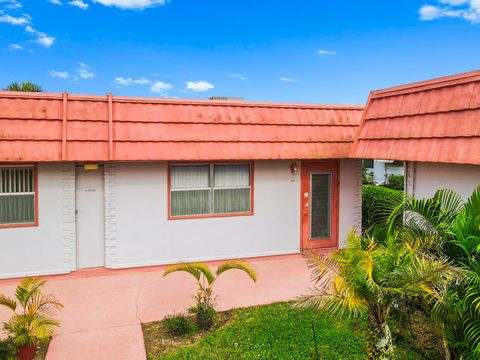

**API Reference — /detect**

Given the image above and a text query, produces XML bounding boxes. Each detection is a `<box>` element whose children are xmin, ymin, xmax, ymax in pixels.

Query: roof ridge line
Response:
<box><xmin>371</xmin><ymin>69</ymin><xmax>480</xmax><ymax>97</ymax></box>
<box><xmin>0</xmin><ymin>91</ymin><xmax>364</xmax><ymax>110</ymax></box>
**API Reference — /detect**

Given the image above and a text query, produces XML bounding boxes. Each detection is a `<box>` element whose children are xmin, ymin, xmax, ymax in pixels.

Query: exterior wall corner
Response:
<box><xmin>352</xmin><ymin>159</ymin><xmax>363</xmax><ymax>237</ymax></box>
<box><xmin>104</xmin><ymin>164</ymin><xmax>118</xmax><ymax>268</ymax></box>
<box><xmin>62</xmin><ymin>164</ymin><xmax>76</xmax><ymax>272</ymax></box>
<box><xmin>338</xmin><ymin>159</ymin><xmax>363</xmax><ymax>249</ymax></box>
<box><xmin>405</xmin><ymin>161</ymin><xmax>416</xmax><ymax>198</ymax></box>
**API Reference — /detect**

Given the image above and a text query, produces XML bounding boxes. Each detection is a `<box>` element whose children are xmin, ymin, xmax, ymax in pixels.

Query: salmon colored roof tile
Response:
<box><xmin>353</xmin><ymin>70</ymin><xmax>480</xmax><ymax>165</ymax></box>
<box><xmin>0</xmin><ymin>92</ymin><xmax>363</xmax><ymax>162</ymax></box>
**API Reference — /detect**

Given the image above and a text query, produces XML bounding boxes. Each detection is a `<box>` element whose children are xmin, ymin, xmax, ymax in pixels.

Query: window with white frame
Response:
<box><xmin>170</xmin><ymin>163</ymin><xmax>252</xmax><ymax>217</ymax></box>
<box><xmin>0</xmin><ymin>166</ymin><xmax>36</xmax><ymax>226</ymax></box>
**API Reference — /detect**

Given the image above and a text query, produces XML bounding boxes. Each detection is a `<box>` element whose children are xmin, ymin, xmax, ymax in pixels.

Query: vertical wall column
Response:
<box><xmin>405</xmin><ymin>161</ymin><xmax>416</xmax><ymax>198</ymax></box>
<box><xmin>61</xmin><ymin>92</ymin><xmax>68</xmax><ymax>161</ymax></box>
<box><xmin>62</xmin><ymin>164</ymin><xmax>76</xmax><ymax>272</ymax></box>
<box><xmin>104</xmin><ymin>164</ymin><xmax>118</xmax><ymax>268</ymax></box>
<box><xmin>352</xmin><ymin>159</ymin><xmax>363</xmax><ymax>236</ymax></box>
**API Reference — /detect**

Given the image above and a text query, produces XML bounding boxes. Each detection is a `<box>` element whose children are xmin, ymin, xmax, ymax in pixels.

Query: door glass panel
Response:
<box><xmin>310</xmin><ymin>173</ymin><xmax>331</xmax><ymax>239</ymax></box>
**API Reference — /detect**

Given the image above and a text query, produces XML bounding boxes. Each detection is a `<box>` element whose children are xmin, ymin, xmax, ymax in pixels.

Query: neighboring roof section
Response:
<box><xmin>354</xmin><ymin>70</ymin><xmax>480</xmax><ymax>165</ymax></box>
<box><xmin>0</xmin><ymin>92</ymin><xmax>363</xmax><ymax>162</ymax></box>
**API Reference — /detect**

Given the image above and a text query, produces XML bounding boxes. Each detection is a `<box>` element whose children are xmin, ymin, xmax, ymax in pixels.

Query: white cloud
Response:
<box><xmin>229</xmin><ymin>73</ymin><xmax>246</xmax><ymax>81</ymax></box>
<box><xmin>77</xmin><ymin>62</ymin><xmax>95</xmax><ymax>79</ymax></box>
<box><xmin>35</xmin><ymin>32</ymin><xmax>55</xmax><ymax>47</ymax></box>
<box><xmin>0</xmin><ymin>13</ymin><xmax>30</xmax><ymax>25</ymax></box>
<box><xmin>92</xmin><ymin>0</ymin><xmax>167</xmax><ymax>9</ymax></box>
<box><xmin>24</xmin><ymin>25</ymin><xmax>55</xmax><ymax>47</ymax></box>
<box><xmin>317</xmin><ymin>49</ymin><xmax>337</xmax><ymax>57</ymax></box>
<box><xmin>0</xmin><ymin>0</ymin><xmax>22</xmax><ymax>9</ymax></box>
<box><xmin>8</xmin><ymin>43</ymin><xmax>22</xmax><ymax>50</ymax></box>
<box><xmin>280</xmin><ymin>77</ymin><xmax>298</xmax><ymax>82</ymax></box>
<box><xmin>114</xmin><ymin>76</ymin><xmax>152</xmax><ymax>86</ymax></box>
<box><xmin>47</xmin><ymin>0</ymin><xmax>62</xmax><ymax>4</ymax></box>
<box><xmin>133</xmin><ymin>77</ymin><xmax>151</xmax><ymax>85</ymax></box>
<box><xmin>439</xmin><ymin>0</ymin><xmax>470</xmax><ymax>5</ymax></box>
<box><xmin>68</xmin><ymin>0</ymin><xmax>88</xmax><ymax>9</ymax></box>
<box><xmin>49</xmin><ymin>70</ymin><xmax>69</xmax><ymax>79</ymax></box>
<box><xmin>185</xmin><ymin>80</ymin><xmax>214</xmax><ymax>92</ymax></box>
<box><xmin>150</xmin><ymin>81</ymin><xmax>173</xmax><ymax>93</ymax></box>
<box><xmin>0</xmin><ymin>4</ymin><xmax>55</xmax><ymax>48</ymax></box>
<box><xmin>419</xmin><ymin>1</ymin><xmax>480</xmax><ymax>23</ymax></box>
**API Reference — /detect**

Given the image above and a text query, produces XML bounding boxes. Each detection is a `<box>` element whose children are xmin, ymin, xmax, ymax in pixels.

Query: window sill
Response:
<box><xmin>168</xmin><ymin>211</ymin><xmax>253</xmax><ymax>221</ymax></box>
<box><xmin>0</xmin><ymin>222</ymin><xmax>38</xmax><ymax>229</ymax></box>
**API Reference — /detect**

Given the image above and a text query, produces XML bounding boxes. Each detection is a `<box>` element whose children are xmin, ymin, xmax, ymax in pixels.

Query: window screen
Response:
<box><xmin>0</xmin><ymin>166</ymin><xmax>36</xmax><ymax>225</ymax></box>
<box><xmin>310</xmin><ymin>173</ymin><xmax>331</xmax><ymax>239</ymax></box>
<box><xmin>170</xmin><ymin>164</ymin><xmax>251</xmax><ymax>217</ymax></box>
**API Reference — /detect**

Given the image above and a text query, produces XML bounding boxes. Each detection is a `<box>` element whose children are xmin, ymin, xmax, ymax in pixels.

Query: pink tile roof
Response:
<box><xmin>353</xmin><ymin>70</ymin><xmax>480</xmax><ymax>165</ymax></box>
<box><xmin>0</xmin><ymin>92</ymin><xmax>363</xmax><ymax>162</ymax></box>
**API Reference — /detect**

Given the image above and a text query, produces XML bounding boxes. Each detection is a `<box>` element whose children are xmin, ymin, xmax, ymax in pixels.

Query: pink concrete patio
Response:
<box><xmin>0</xmin><ymin>254</ymin><xmax>311</xmax><ymax>360</ymax></box>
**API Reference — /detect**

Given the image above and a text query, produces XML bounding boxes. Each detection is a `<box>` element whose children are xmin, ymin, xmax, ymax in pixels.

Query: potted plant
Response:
<box><xmin>164</xmin><ymin>261</ymin><xmax>257</xmax><ymax>330</ymax></box>
<box><xmin>0</xmin><ymin>277</ymin><xmax>63</xmax><ymax>360</ymax></box>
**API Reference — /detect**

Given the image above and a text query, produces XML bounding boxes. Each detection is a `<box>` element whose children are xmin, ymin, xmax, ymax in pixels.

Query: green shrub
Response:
<box><xmin>0</xmin><ymin>338</ymin><xmax>15</xmax><ymax>360</ymax></box>
<box><xmin>362</xmin><ymin>185</ymin><xmax>403</xmax><ymax>233</ymax></box>
<box><xmin>195</xmin><ymin>306</ymin><xmax>217</xmax><ymax>330</ymax></box>
<box><xmin>362</xmin><ymin>168</ymin><xmax>373</xmax><ymax>184</ymax></box>
<box><xmin>163</xmin><ymin>314</ymin><xmax>192</xmax><ymax>336</ymax></box>
<box><xmin>386</xmin><ymin>174</ymin><xmax>405</xmax><ymax>190</ymax></box>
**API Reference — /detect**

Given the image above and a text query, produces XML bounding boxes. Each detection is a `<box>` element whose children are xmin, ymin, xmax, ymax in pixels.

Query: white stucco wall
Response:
<box><xmin>339</xmin><ymin>159</ymin><xmax>362</xmax><ymax>247</ymax></box>
<box><xmin>408</xmin><ymin>162</ymin><xmax>480</xmax><ymax>201</ymax></box>
<box><xmin>369</xmin><ymin>161</ymin><xmax>404</xmax><ymax>185</ymax></box>
<box><xmin>107</xmin><ymin>160</ymin><xmax>362</xmax><ymax>269</ymax></box>
<box><xmin>107</xmin><ymin>161</ymin><xmax>301</xmax><ymax>268</ymax></box>
<box><xmin>0</xmin><ymin>164</ymin><xmax>75</xmax><ymax>279</ymax></box>
<box><xmin>0</xmin><ymin>160</ymin><xmax>363</xmax><ymax>277</ymax></box>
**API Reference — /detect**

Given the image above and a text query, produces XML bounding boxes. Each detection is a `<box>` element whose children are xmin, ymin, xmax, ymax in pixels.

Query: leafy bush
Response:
<box><xmin>386</xmin><ymin>174</ymin><xmax>405</xmax><ymax>190</ymax></box>
<box><xmin>0</xmin><ymin>338</ymin><xmax>15</xmax><ymax>360</ymax></box>
<box><xmin>163</xmin><ymin>314</ymin><xmax>192</xmax><ymax>336</ymax></box>
<box><xmin>192</xmin><ymin>305</ymin><xmax>217</xmax><ymax>331</ymax></box>
<box><xmin>362</xmin><ymin>168</ymin><xmax>373</xmax><ymax>184</ymax></box>
<box><xmin>0</xmin><ymin>277</ymin><xmax>62</xmax><ymax>351</ymax></box>
<box><xmin>362</xmin><ymin>185</ymin><xmax>403</xmax><ymax>233</ymax></box>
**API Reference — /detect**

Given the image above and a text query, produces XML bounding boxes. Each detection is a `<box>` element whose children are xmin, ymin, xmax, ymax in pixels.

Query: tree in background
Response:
<box><xmin>4</xmin><ymin>82</ymin><xmax>43</xmax><ymax>92</ymax></box>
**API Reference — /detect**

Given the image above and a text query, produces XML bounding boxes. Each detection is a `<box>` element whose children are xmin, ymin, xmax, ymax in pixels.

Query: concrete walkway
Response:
<box><xmin>0</xmin><ymin>254</ymin><xmax>311</xmax><ymax>360</ymax></box>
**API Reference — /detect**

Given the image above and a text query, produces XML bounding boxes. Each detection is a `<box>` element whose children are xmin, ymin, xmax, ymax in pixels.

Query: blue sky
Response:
<box><xmin>0</xmin><ymin>0</ymin><xmax>479</xmax><ymax>104</ymax></box>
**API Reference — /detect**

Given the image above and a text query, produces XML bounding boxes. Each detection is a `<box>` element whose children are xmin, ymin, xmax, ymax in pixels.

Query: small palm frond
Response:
<box><xmin>371</xmin><ymin>193</ymin><xmax>405</xmax><ymax>229</ymax></box>
<box><xmin>296</xmin><ymin>288</ymin><xmax>366</xmax><ymax>318</ymax></box>
<box><xmin>164</xmin><ymin>263</ymin><xmax>215</xmax><ymax>284</ymax></box>
<box><xmin>0</xmin><ymin>295</ymin><xmax>17</xmax><ymax>311</ymax></box>
<box><xmin>464</xmin><ymin>186</ymin><xmax>480</xmax><ymax>217</ymax></box>
<box><xmin>215</xmin><ymin>261</ymin><xmax>257</xmax><ymax>283</ymax></box>
<box><xmin>392</xmin><ymin>254</ymin><xmax>458</xmax><ymax>299</ymax></box>
<box><xmin>304</xmin><ymin>252</ymin><xmax>341</xmax><ymax>292</ymax></box>
<box><xmin>434</xmin><ymin>188</ymin><xmax>464</xmax><ymax>220</ymax></box>
<box><xmin>15</xmin><ymin>277</ymin><xmax>46</xmax><ymax>308</ymax></box>
<box><xmin>26</xmin><ymin>294</ymin><xmax>63</xmax><ymax>318</ymax></box>
<box><xmin>30</xmin><ymin>316</ymin><xmax>61</xmax><ymax>339</ymax></box>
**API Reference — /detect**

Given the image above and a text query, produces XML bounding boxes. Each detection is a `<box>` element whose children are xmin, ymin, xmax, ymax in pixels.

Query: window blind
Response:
<box><xmin>0</xmin><ymin>166</ymin><xmax>36</xmax><ymax>225</ymax></box>
<box><xmin>170</xmin><ymin>164</ymin><xmax>251</xmax><ymax>217</ymax></box>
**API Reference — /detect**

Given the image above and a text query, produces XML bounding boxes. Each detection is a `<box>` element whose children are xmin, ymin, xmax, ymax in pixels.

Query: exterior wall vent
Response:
<box><xmin>209</xmin><ymin>96</ymin><xmax>245</xmax><ymax>101</ymax></box>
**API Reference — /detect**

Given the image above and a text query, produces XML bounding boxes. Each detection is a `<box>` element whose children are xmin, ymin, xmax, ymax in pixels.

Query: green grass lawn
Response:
<box><xmin>143</xmin><ymin>302</ymin><xmax>443</xmax><ymax>359</ymax></box>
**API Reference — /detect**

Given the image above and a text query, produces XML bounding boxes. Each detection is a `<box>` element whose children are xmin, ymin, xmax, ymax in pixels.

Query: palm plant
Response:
<box><xmin>4</xmin><ymin>82</ymin><xmax>43</xmax><ymax>92</ymax></box>
<box><xmin>164</xmin><ymin>261</ymin><xmax>257</xmax><ymax>329</ymax></box>
<box><xmin>0</xmin><ymin>278</ymin><xmax>62</xmax><ymax>360</ymax></box>
<box><xmin>296</xmin><ymin>231</ymin><xmax>457</xmax><ymax>359</ymax></box>
<box><xmin>387</xmin><ymin>187</ymin><xmax>480</xmax><ymax>360</ymax></box>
